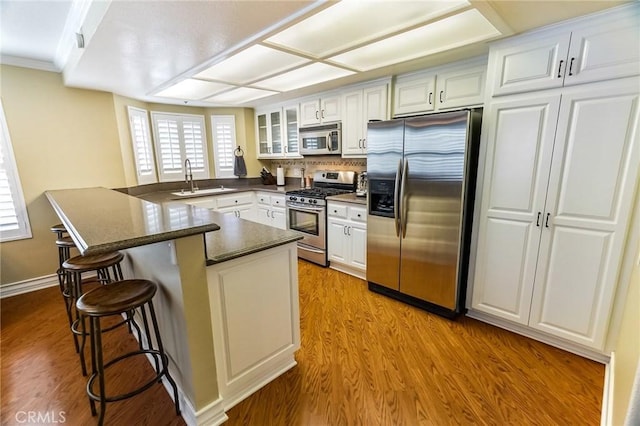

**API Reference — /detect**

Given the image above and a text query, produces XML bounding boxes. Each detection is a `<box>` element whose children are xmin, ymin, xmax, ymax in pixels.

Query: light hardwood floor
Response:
<box><xmin>1</xmin><ymin>260</ymin><xmax>604</xmax><ymax>425</ymax></box>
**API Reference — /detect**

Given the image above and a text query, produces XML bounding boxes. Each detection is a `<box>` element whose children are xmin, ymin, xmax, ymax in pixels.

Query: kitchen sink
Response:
<box><xmin>171</xmin><ymin>187</ymin><xmax>235</xmax><ymax>197</ymax></box>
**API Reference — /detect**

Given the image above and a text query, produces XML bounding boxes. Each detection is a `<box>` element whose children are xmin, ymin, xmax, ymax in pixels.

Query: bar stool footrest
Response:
<box><xmin>87</xmin><ymin>350</ymin><xmax>171</xmax><ymax>404</ymax></box>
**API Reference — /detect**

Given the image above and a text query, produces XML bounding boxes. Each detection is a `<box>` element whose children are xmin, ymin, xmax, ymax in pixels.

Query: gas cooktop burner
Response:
<box><xmin>287</xmin><ymin>188</ymin><xmax>352</xmax><ymax>199</ymax></box>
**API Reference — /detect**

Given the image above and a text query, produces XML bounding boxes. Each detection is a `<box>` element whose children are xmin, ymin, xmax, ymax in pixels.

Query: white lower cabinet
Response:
<box><xmin>471</xmin><ymin>78</ymin><xmax>640</xmax><ymax>352</ymax></box>
<box><xmin>214</xmin><ymin>192</ymin><xmax>256</xmax><ymax>221</ymax></box>
<box><xmin>327</xmin><ymin>201</ymin><xmax>367</xmax><ymax>279</ymax></box>
<box><xmin>256</xmin><ymin>192</ymin><xmax>287</xmax><ymax>230</ymax></box>
<box><xmin>206</xmin><ymin>243</ymin><xmax>300</xmax><ymax>410</ymax></box>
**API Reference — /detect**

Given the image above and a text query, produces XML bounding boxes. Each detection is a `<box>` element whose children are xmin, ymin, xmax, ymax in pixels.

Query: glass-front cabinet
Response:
<box><xmin>255</xmin><ymin>104</ymin><xmax>301</xmax><ymax>159</ymax></box>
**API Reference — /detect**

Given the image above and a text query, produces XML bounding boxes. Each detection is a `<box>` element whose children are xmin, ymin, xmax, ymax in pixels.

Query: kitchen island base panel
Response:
<box><xmin>207</xmin><ymin>242</ymin><xmax>301</xmax><ymax>411</ymax></box>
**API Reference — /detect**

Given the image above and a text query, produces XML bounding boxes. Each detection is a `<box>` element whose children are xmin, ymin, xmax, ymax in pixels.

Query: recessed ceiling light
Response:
<box><xmin>253</xmin><ymin>62</ymin><xmax>355</xmax><ymax>92</ymax></box>
<box><xmin>328</xmin><ymin>9</ymin><xmax>501</xmax><ymax>71</ymax></box>
<box><xmin>194</xmin><ymin>45</ymin><xmax>310</xmax><ymax>84</ymax></box>
<box><xmin>205</xmin><ymin>87</ymin><xmax>278</xmax><ymax>104</ymax></box>
<box><xmin>155</xmin><ymin>79</ymin><xmax>233</xmax><ymax>100</ymax></box>
<box><xmin>265</xmin><ymin>0</ymin><xmax>469</xmax><ymax>58</ymax></box>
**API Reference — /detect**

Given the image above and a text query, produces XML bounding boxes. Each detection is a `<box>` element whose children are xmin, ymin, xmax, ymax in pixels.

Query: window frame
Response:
<box><xmin>0</xmin><ymin>100</ymin><xmax>32</xmax><ymax>242</ymax></box>
<box><xmin>211</xmin><ymin>115</ymin><xmax>238</xmax><ymax>179</ymax></box>
<box><xmin>150</xmin><ymin>111</ymin><xmax>209</xmax><ymax>182</ymax></box>
<box><xmin>127</xmin><ymin>106</ymin><xmax>158</xmax><ymax>185</ymax></box>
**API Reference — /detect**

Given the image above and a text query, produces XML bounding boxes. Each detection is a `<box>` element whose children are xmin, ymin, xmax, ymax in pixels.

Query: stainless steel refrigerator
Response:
<box><xmin>366</xmin><ymin>109</ymin><xmax>481</xmax><ymax>318</ymax></box>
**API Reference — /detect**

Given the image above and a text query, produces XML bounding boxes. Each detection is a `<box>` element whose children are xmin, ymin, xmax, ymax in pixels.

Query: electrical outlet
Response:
<box><xmin>292</xmin><ymin>167</ymin><xmax>302</xmax><ymax>177</ymax></box>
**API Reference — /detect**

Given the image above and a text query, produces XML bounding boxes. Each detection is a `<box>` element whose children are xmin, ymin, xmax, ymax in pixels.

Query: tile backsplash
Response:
<box><xmin>266</xmin><ymin>157</ymin><xmax>366</xmax><ymax>178</ymax></box>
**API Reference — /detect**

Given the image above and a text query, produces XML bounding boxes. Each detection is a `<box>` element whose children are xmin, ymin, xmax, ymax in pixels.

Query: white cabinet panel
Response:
<box><xmin>435</xmin><ymin>64</ymin><xmax>486</xmax><ymax>110</ymax></box>
<box><xmin>393</xmin><ymin>73</ymin><xmax>436</xmax><ymax>116</ymax></box>
<box><xmin>321</xmin><ymin>96</ymin><xmax>341</xmax><ymax>123</ymax></box>
<box><xmin>341</xmin><ymin>90</ymin><xmax>364</xmax><ymax>157</ymax></box>
<box><xmin>350</xmin><ymin>224</ymin><xmax>367</xmax><ymax>270</ymax></box>
<box><xmin>342</xmin><ymin>82</ymin><xmax>389</xmax><ymax>158</ymax></box>
<box><xmin>487</xmin><ymin>98</ymin><xmax>560</xmax><ymax>214</ymax></box>
<box><xmin>300</xmin><ymin>100</ymin><xmax>320</xmax><ymax>127</ymax></box>
<box><xmin>472</xmin><ymin>218</ymin><xmax>537</xmax><ymax>324</ymax></box>
<box><xmin>491</xmin><ymin>32</ymin><xmax>570</xmax><ymax>96</ymax></box>
<box><xmin>552</xmin><ymin>90</ymin><xmax>639</xmax><ymax>220</ymax></box>
<box><xmin>566</xmin><ymin>12</ymin><xmax>640</xmax><ymax>87</ymax></box>
<box><xmin>327</xmin><ymin>219</ymin><xmax>348</xmax><ymax>263</ymax></box>
<box><xmin>530</xmin><ymin>227</ymin><xmax>611</xmax><ymax>341</ymax></box>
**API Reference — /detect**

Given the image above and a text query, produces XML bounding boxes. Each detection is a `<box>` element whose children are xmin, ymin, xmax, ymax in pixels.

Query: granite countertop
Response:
<box><xmin>326</xmin><ymin>192</ymin><xmax>368</xmax><ymax>205</ymax></box>
<box><xmin>203</xmin><ymin>211</ymin><xmax>302</xmax><ymax>265</ymax></box>
<box><xmin>45</xmin><ymin>187</ymin><xmax>221</xmax><ymax>256</ymax></box>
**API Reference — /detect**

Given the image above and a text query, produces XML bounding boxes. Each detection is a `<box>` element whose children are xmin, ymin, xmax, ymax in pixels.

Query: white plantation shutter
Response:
<box><xmin>151</xmin><ymin>112</ymin><xmax>209</xmax><ymax>182</ymax></box>
<box><xmin>127</xmin><ymin>107</ymin><xmax>157</xmax><ymax>184</ymax></box>
<box><xmin>183</xmin><ymin>119</ymin><xmax>206</xmax><ymax>171</ymax></box>
<box><xmin>0</xmin><ymin>100</ymin><xmax>31</xmax><ymax>242</ymax></box>
<box><xmin>211</xmin><ymin>115</ymin><xmax>236</xmax><ymax>178</ymax></box>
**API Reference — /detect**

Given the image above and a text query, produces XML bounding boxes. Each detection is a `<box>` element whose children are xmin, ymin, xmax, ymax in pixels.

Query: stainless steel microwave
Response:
<box><xmin>299</xmin><ymin>123</ymin><xmax>341</xmax><ymax>155</ymax></box>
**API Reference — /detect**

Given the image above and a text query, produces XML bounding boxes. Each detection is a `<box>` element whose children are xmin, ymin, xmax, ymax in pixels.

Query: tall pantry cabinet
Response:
<box><xmin>469</xmin><ymin>5</ymin><xmax>640</xmax><ymax>356</ymax></box>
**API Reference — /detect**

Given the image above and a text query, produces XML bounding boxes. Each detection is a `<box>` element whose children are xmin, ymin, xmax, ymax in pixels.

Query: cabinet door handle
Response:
<box><xmin>358</xmin><ymin>139</ymin><xmax>362</xmax><ymax>149</ymax></box>
<box><xmin>545</xmin><ymin>213</ymin><xmax>551</xmax><ymax>228</ymax></box>
<box><xmin>428</xmin><ymin>92</ymin><xmax>432</xmax><ymax>105</ymax></box>
<box><xmin>362</xmin><ymin>138</ymin><xmax>366</xmax><ymax>149</ymax></box>
<box><xmin>439</xmin><ymin>90</ymin><xmax>444</xmax><ymax>103</ymax></box>
<box><xmin>347</xmin><ymin>226</ymin><xmax>351</xmax><ymax>236</ymax></box>
<box><xmin>357</xmin><ymin>213</ymin><xmax>361</xmax><ymax>218</ymax></box>
<box><xmin>557</xmin><ymin>59</ymin><xmax>564</xmax><ymax>78</ymax></box>
<box><xmin>315</xmin><ymin>110</ymin><xmax>319</xmax><ymax>119</ymax></box>
<box><xmin>284</xmin><ymin>146</ymin><xmax>288</xmax><ymax>153</ymax></box>
<box><xmin>568</xmin><ymin>57</ymin><xmax>575</xmax><ymax>76</ymax></box>
<box><xmin>343</xmin><ymin>226</ymin><xmax>347</xmax><ymax>235</ymax></box>
<box><xmin>334</xmin><ymin>209</ymin><xmax>338</xmax><ymax>214</ymax></box>
<box><xmin>536</xmin><ymin>212</ymin><xmax>541</xmax><ymax>227</ymax></box>
<box><xmin>321</xmin><ymin>109</ymin><xmax>325</xmax><ymax>119</ymax></box>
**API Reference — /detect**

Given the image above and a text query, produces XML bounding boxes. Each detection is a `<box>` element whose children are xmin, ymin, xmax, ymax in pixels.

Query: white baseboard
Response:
<box><xmin>0</xmin><ymin>274</ymin><xmax>59</xmax><ymax>298</ymax></box>
<box><xmin>601</xmin><ymin>353</ymin><xmax>615</xmax><ymax>426</ymax></box>
<box><xmin>466</xmin><ymin>309</ymin><xmax>611</xmax><ymax>363</ymax></box>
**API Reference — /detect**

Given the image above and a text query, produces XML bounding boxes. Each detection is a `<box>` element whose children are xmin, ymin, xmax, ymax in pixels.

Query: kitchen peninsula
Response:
<box><xmin>45</xmin><ymin>187</ymin><xmax>303</xmax><ymax>426</ymax></box>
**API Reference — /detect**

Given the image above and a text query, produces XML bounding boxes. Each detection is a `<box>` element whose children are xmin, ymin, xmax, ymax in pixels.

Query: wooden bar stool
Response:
<box><xmin>76</xmin><ymin>279</ymin><xmax>180</xmax><ymax>425</ymax></box>
<box><xmin>63</xmin><ymin>251</ymin><xmax>126</xmax><ymax>375</ymax></box>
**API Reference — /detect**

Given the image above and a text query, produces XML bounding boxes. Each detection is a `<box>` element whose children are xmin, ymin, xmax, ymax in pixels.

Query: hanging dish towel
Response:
<box><xmin>234</xmin><ymin>146</ymin><xmax>247</xmax><ymax>177</ymax></box>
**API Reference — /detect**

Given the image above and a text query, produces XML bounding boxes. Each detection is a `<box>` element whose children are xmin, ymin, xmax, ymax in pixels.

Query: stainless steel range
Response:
<box><xmin>286</xmin><ymin>170</ymin><xmax>356</xmax><ymax>266</ymax></box>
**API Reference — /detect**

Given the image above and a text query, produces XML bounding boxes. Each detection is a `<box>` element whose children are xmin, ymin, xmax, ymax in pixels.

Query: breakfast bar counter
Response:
<box><xmin>45</xmin><ymin>186</ymin><xmax>303</xmax><ymax>426</ymax></box>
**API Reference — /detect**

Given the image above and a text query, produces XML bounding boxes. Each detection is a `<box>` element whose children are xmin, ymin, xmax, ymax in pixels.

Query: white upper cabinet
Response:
<box><xmin>393</xmin><ymin>73</ymin><xmax>436</xmax><ymax>116</ymax></box>
<box><xmin>393</xmin><ymin>57</ymin><xmax>486</xmax><ymax>116</ymax></box>
<box><xmin>342</xmin><ymin>81</ymin><xmax>389</xmax><ymax>158</ymax></box>
<box><xmin>435</xmin><ymin>63</ymin><xmax>486</xmax><ymax>109</ymax></box>
<box><xmin>300</xmin><ymin>94</ymin><xmax>341</xmax><ymax>126</ymax></box>
<box><xmin>255</xmin><ymin>104</ymin><xmax>301</xmax><ymax>159</ymax></box>
<box><xmin>489</xmin><ymin>5</ymin><xmax>640</xmax><ymax>96</ymax></box>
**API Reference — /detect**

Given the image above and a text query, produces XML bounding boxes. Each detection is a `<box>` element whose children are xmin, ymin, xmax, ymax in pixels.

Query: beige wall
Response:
<box><xmin>0</xmin><ymin>65</ymin><xmax>126</xmax><ymax>284</ymax></box>
<box><xmin>612</xmin><ymin>244</ymin><xmax>640</xmax><ymax>424</ymax></box>
<box><xmin>0</xmin><ymin>66</ymin><xmax>259</xmax><ymax>286</ymax></box>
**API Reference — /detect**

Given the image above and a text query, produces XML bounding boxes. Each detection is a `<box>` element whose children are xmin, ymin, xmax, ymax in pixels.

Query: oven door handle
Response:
<box><xmin>287</xmin><ymin>204</ymin><xmax>325</xmax><ymax>213</ymax></box>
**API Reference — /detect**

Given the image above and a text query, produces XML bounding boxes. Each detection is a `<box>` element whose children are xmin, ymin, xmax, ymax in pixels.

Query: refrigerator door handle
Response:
<box><xmin>400</xmin><ymin>158</ymin><xmax>409</xmax><ymax>239</ymax></box>
<box><xmin>394</xmin><ymin>159</ymin><xmax>402</xmax><ymax>237</ymax></box>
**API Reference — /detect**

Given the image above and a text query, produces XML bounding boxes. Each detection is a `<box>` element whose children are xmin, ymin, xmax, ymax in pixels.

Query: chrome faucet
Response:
<box><xmin>184</xmin><ymin>158</ymin><xmax>196</xmax><ymax>193</ymax></box>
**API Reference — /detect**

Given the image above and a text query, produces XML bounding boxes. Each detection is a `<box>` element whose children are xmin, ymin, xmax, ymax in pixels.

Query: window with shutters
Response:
<box><xmin>127</xmin><ymin>107</ymin><xmax>157</xmax><ymax>185</ymax></box>
<box><xmin>211</xmin><ymin>115</ymin><xmax>237</xmax><ymax>178</ymax></box>
<box><xmin>0</xmin><ymin>100</ymin><xmax>32</xmax><ymax>242</ymax></box>
<box><xmin>150</xmin><ymin>112</ymin><xmax>209</xmax><ymax>182</ymax></box>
